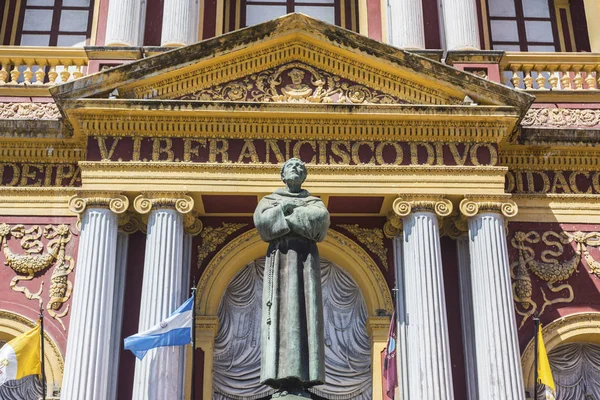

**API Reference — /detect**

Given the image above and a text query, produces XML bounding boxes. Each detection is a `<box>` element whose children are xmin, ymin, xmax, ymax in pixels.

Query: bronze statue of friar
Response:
<box><xmin>253</xmin><ymin>158</ymin><xmax>330</xmax><ymax>399</ymax></box>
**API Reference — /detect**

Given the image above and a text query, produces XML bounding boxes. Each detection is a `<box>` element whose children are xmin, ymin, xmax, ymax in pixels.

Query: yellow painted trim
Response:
<box><xmin>368</xmin><ymin>316</ymin><xmax>390</xmax><ymax>400</ymax></box>
<box><xmin>350</xmin><ymin>0</ymin><xmax>357</xmax><ymax>32</ymax></box>
<box><xmin>340</xmin><ymin>0</ymin><xmax>346</xmax><ymax>29</ymax></box>
<box><xmin>216</xmin><ymin>0</ymin><xmax>224</xmax><ymax>36</ymax></box>
<box><xmin>89</xmin><ymin>0</ymin><xmax>102</xmax><ymax>46</ymax></box>
<box><xmin>10</xmin><ymin>0</ymin><xmax>22</xmax><ymax>45</ymax></box>
<box><xmin>358</xmin><ymin>0</ymin><xmax>368</xmax><ymax>36</ymax></box>
<box><xmin>521</xmin><ymin>312</ymin><xmax>600</xmax><ymax>395</ymax></box>
<box><xmin>380</xmin><ymin>0</ymin><xmax>388</xmax><ymax>43</ymax></box>
<box><xmin>224</xmin><ymin>0</ymin><xmax>231</xmax><ymax>33</ymax></box>
<box><xmin>198</xmin><ymin>0</ymin><xmax>205</xmax><ymax>41</ymax></box>
<box><xmin>512</xmin><ymin>194</ymin><xmax>600</xmax><ymax>223</ymax></box>
<box><xmin>554</xmin><ymin>0</ymin><xmax>567</xmax><ymax>52</ymax></box>
<box><xmin>480</xmin><ymin>0</ymin><xmax>491</xmax><ymax>50</ymax></box>
<box><xmin>235</xmin><ymin>0</ymin><xmax>241</xmax><ymax>31</ymax></box>
<box><xmin>0</xmin><ymin>188</ymin><xmax>76</xmax><ymax>216</ymax></box>
<box><xmin>0</xmin><ymin>0</ymin><xmax>10</xmax><ymax>44</ymax></box>
<box><xmin>0</xmin><ymin>310</ymin><xmax>64</xmax><ymax>397</ymax></box>
<box><xmin>584</xmin><ymin>0</ymin><xmax>600</xmax><ymax>52</ymax></box>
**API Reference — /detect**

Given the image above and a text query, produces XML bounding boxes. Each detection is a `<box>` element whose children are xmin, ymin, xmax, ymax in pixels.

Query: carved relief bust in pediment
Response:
<box><xmin>177</xmin><ymin>62</ymin><xmax>408</xmax><ymax>105</ymax></box>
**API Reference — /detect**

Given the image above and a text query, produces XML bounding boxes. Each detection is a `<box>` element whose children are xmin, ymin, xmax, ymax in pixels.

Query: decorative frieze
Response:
<box><xmin>0</xmin><ymin>103</ymin><xmax>61</xmax><ymax>119</ymax></box>
<box><xmin>87</xmin><ymin>136</ymin><xmax>499</xmax><ymax>166</ymax></box>
<box><xmin>522</xmin><ymin>108</ymin><xmax>600</xmax><ymax>128</ymax></box>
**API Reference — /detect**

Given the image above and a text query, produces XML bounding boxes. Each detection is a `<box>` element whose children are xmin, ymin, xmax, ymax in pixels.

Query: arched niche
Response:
<box><xmin>197</xmin><ymin>228</ymin><xmax>393</xmax><ymax>317</ymax></box>
<box><xmin>0</xmin><ymin>310</ymin><xmax>64</xmax><ymax>397</ymax></box>
<box><xmin>193</xmin><ymin>228</ymin><xmax>393</xmax><ymax>400</ymax></box>
<box><xmin>521</xmin><ymin>312</ymin><xmax>600</xmax><ymax>395</ymax></box>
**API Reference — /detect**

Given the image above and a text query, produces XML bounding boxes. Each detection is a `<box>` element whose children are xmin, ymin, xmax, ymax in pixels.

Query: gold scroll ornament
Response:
<box><xmin>511</xmin><ymin>229</ymin><xmax>600</xmax><ymax>329</ymax></box>
<box><xmin>0</xmin><ymin>223</ymin><xmax>74</xmax><ymax>330</ymax></box>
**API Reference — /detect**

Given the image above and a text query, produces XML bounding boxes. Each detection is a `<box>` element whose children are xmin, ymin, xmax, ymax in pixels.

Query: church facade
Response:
<box><xmin>0</xmin><ymin>1</ymin><xmax>599</xmax><ymax>399</ymax></box>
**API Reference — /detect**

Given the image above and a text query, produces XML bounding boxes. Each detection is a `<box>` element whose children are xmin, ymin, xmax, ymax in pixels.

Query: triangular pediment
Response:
<box><xmin>52</xmin><ymin>14</ymin><xmax>531</xmax><ymax>111</ymax></box>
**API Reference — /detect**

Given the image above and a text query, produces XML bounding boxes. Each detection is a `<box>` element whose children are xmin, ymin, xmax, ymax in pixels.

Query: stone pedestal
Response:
<box><xmin>441</xmin><ymin>0</ymin><xmax>481</xmax><ymax>50</ymax></box>
<box><xmin>393</xmin><ymin>197</ymin><xmax>454</xmax><ymax>400</ymax></box>
<box><xmin>460</xmin><ymin>198</ymin><xmax>525</xmax><ymax>400</ymax></box>
<box><xmin>161</xmin><ymin>0</ymin><xmax>198</xmax><ymax>46</ymax></box>
<box><xmin>105</xmin><ymin>0</ymin><xmax>145</xmax><ymax>46</ymax></box>
<box><xmin>61</xmin><ymin>195</ymin><xmax>128</xmax><ymax>400</ymax></box>
<box><xmin>388</xmin><ymin>0</ymin><xmax>425</xmax><ymax>49</ymax></box>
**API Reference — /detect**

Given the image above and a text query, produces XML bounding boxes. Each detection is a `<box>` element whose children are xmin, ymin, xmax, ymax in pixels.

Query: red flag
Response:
<box><xmin>382</xmin><ymin>312</ymin><xmax>397</xmax><ymax>399</ymax></box>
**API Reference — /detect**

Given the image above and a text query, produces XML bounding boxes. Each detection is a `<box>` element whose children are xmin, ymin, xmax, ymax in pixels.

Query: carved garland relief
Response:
<box><xmin>0</xmin><ymin>223</ymin><xmax>75</xmax><ymax>330</ymax></box>
<box><xmin>510</xmin><ymin>228</ymin><xmax>600</xmax><ymax>329</ymax></box>
<box><xmin>178</xmin><ymin>62</ymin><xmax>408</xmax><ymax>105</ymax></box>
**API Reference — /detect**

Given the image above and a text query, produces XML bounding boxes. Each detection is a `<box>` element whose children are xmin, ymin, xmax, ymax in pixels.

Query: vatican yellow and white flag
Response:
<box><xmin>0</xmin><ymin>325</ymin><xmax>41</xmax><ymax>387</ymax></box>
<box><xmin>537</xmin><ymin>324</ymin><xmax>556</xmax><ymax>400</ymax></box>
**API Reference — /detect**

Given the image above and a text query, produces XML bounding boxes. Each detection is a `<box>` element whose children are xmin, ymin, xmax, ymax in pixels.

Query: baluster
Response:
<box><xmin>510</xmin><ymin>66</ymin><xmax>522</xmax><ymax>89</ymax></box>
<box><xmin>23</xmin><ymin>63</ymin><xmax>33</xmax><ymax>84</ymax></box>
<box><xmin>47</xmin><ymin>61</ymin><xmax>58</xmax><ymax>84</ymax></box>
<box><xmin>560</xmin><ymin>68</ymin><xmax>572</xmax><ymax>90</ymax></box>
<box><xmin>35</xmin><ymin>63</ymin><xmax>46</xmax><ymax>85</ymax></box>
<box><xmin>584</xmin><ymin>67</ymin><xmax>596</xmax><ymax>89</ymax></box>
<box><xmin>548</xmin><ymin>68</ymin><xmax>559</xmax><ymax>89</ymax></box>
<box><xmin>573</xmin><ymin>68</ymin><xmax>584</xmax><ymax>90</ymax></box>
<box><xmin>10</xmin><ymin>62</ymin><xmax>21</xmax><ymax>84</ymax></box>
<box><xmin>534</xmin><ymin>66</ymin><xmax>547</xmax><ymax>89</ymax></box>
<box><xmin>59</xmin><ymin>62</ymin><xmax>71</xmax><ymax>83</ymax></box>
<box><xmin>523</xmin><ymin>67</ymin><xmax>534</xmax><ymax>90</ymax></box>
<box><xmin>72</xmin><ymin>62</ymin><xmax>84</xmax><ymax>80</ymax></box>
<box><xmin>0</xmin><ymin>60</ymin><xmax>8</xmax><ymax>84</ymax></box>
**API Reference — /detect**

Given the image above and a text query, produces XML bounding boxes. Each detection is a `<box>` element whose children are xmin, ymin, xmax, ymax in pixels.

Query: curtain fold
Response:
<box><xmin>213</xmin><ymin>258</ymin><xmax>372</xmax><ymax>400</ymax></box>
<box><xmin>548</xmin><ymin>343</ymin><xmax>600</xmax><ymax>400</ymax></box>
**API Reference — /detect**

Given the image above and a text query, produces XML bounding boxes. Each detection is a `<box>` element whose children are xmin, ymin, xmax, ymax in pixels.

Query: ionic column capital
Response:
<box><xmin>440</xmin><ymin>214</ymin><xmax>469</xmax><ymax>239</ymax></box>
<box><xmin>384</xmin><ymin>211</ymin><xmax>403</xmax><ymax>238</ymax></box>
<box><xmin>459</xmin><ymin>196</ymin><xmax>518</xmax><ymax>218</ymax></box>
<box><xmin>68</xmin><ymin>192</ymin><xmax>129</xmax><ymax>215</ymax></box>
<box><xmin>392</xmin><ymin>195</ymin><xmax>453</xmax><ymax>218</ymax></box>
<box><xmin>133</xmin><ymin>192</ymin><xmax>194</xmax><ymax>214</ymax></box>
<box><xmin>118</xmin><ymin>212</ymin><xmax>145</xmax><ymax>234</ymax></box>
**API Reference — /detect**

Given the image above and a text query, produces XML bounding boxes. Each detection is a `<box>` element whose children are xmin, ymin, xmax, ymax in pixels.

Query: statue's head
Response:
<box><xmin>280</xmin><ymin>158</ymin><xmax>307</xmax><ymax>188</ymax></box>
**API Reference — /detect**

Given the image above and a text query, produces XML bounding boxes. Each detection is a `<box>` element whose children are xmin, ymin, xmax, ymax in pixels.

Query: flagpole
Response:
<box><xmin>533</xmin><ymin>314</ymin><xmax>540</xmax><ymax>400</ymax></box>
<box><xmin>191</xmin><ymin>281</ymin><xmax>197</xmax><ymax>400</ymax></box>
<box><xmin>39</xmin><ymin>305</ymin><xmax>46</xmax><ymax>400</ymax></box>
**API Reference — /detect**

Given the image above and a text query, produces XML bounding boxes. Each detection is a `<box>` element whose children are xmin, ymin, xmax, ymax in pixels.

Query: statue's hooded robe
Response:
<box><xmin>253</xmin><ymin>187</ymin><xmax>330</xmax><ymax>389</ymax></box>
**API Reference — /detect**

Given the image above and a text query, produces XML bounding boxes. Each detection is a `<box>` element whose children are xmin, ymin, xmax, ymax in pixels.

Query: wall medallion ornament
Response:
<box><xmin>510</xmin><ymin>229</ymin><xmax>600</xmax><ymax>328</ymax></box>
<box><xmin>338</xmin><ymin>224</ymin><xmax>388</xmax><ymax>269</ymax></box>
<box><xmin>196</xmin><ymin>222</ymin><xmax>248</xmax><ymax>268</ymax></box>
<box><xmin>0</xmin><ymin>223</ymin><xmax>74</xmax><ymax>330</ymax></box>
<box><xmin>178</xmin><ymin>62</ymin><xmax>407</xmax><ymax>104</ymax></box>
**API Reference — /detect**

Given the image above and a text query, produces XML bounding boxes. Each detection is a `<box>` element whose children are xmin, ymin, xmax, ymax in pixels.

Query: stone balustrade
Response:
<box><xmin>0</xmin><ymin>47</ymin><xmax>88</xmax><ymax>86</ymax></box>
<box><xmin>501</xmin><ymin>52</ymin><xmax>600</xmax><ymax>91</ymax></box>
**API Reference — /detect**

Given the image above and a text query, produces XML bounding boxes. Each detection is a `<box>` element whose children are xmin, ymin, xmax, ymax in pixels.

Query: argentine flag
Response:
<box><xmin>124</xmin><ymin>295</ymin><xmax>194</xmax><ymax>360</ymax></box>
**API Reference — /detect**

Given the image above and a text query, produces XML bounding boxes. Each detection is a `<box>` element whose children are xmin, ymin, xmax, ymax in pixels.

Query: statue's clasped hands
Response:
<box><xmin>280</xmin><ymin>199</ymin><xmax>304</xmax><ymax>216</ymax></box>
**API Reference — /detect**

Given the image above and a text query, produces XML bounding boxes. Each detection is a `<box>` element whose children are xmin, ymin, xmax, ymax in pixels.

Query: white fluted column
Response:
<box><xmin>388</xmin><ymin>0</ymin><xmax>425</xmax><ymax>49</ymax></box>
<box><xmin>62</xmin><ymin>195</ymin><xmax>129</xmax><ymax>400</ymax></box>
<box><xmin>460</xmin><ymin>198</ymin><xmax>525</xmax><ymax>400</ymax></box>
<box><xmin>108</xmin><ymin>231</ymin><xmax>130</xmax><ymax>400</ymax></box>
<box><xmin>161</xmin><ymin>0</ymin><xmax>198</xmax><ymax>46</ymax></box>
<box><xmin>131</xmin><ymin>194</ymin><xmax>197</xmax><ymax>400</ymax></box>
<box><xmin>441</xmin><ymin>0</ymin><xmax>481</xmax><ymax>49</ymax></box>
<box><xmin>393</xmin><ymin>197</ymin><xmax>454</xmax><ymax>399</ymax></box>
<box><xmin>456</xmin><ymin>234</ymin><xmax>478</xmax><ymax>400</ymax></box>
<box><xmin>105</xmin><ymin>0</ymin><xmax>146</xmax><ymax>46</ymax></box>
